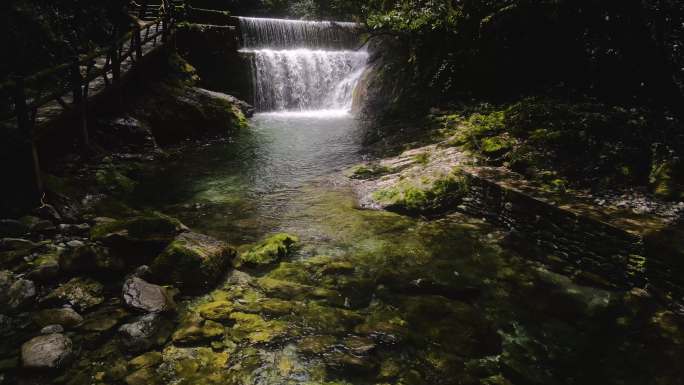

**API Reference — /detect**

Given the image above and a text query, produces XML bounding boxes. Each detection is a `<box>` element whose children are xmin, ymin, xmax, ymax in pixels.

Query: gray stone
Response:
<box><xmin>40</xmin><ymin>325</ymin><xmax>64</xmax><ymax>334</ymax></box>
<box><xmin>66</xmin><ymin>240</ymin><xmax>85</xmax><ymax>248</ymax></box>
<box><xmin>58</xmin><ymin>223</ymin><xmax>90</xmax><ymax>236</ymax></box>
<box><xmin>122</xmin><ymin>277</ymin><xmax>175</xmax><ymax>313</ymax></box>
<box><xmin>21</xmin><ymin>333</ymin><xmax>73</xmax><ymax>369</ymax></box>
<box><xmin>118</xmin><ymin>313</ymin><xmax>172</xmax><ymax>353</ymax></box>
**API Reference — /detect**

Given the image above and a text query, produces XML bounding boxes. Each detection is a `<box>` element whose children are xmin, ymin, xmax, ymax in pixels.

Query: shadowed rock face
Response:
<box><xmin>21</xmin><ymin>333</ymin><xmax>73</xmax><ymax>369</ymax></box>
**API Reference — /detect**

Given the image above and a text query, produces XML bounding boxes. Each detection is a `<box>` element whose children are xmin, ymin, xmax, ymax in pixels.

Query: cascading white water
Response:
<box><xmin>238</xmin><ymin>17</ymin><xmax>367</xmax><ymax>113</ymax></box>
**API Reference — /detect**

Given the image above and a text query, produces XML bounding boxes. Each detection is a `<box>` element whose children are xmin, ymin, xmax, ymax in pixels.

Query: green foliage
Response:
<box><xmin>443</xmin><ymin>96</ymin><xmax>659</xmax><ymax>190</ymax></box>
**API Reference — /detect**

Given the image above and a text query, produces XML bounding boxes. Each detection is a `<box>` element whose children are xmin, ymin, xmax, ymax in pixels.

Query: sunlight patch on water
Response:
<box><xmin>255</xmin><ymin>109</ymin><xmax>352</xmax><ymax>119</ymax></box>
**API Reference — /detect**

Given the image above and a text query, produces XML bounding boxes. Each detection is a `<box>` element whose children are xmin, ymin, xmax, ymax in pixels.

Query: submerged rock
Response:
<box><xmin>150</xmin><ymin>231</ymin><xmax>235</xmax><ymax>292</ymax></box>
<box><xmin>157</xmin><ymin>345</ymin><xmax>229</xmax><ymax>384</ymax></box>
<box><xmin>122</xmin><ymin>277</ymin><xmax>176</xmax><ymax>313</ymax></box>
<box><xmin>40</xmin><ymin>277</ymin><xmax>104</xmax><ymax>311</ymax></box>
<box><xmin>21</xmin><ymin>333</ymin><xmax>73</xmax><ymax>369</ymax></box>
<box><xmin>238</xmin><ymin>233</ymin><xmax>299</xmax><ymax>267</ymax></box>
<box><xmin>33</xmin><ymin>308</ymin><xmax>83</xmax><ymax>329</ymax></box>
<box><xmin>172</xmin><ymin>315</ymin><xmax>224</xmax><ymax>344</ymax></box>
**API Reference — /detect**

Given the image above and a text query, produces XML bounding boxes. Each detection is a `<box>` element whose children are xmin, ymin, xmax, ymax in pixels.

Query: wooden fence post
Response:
<box><xmin>135</xmin><ymin>25</ymin><xmax>143</xmax><ymax>61</ymax></box>
<box><xmin>111</xmin><ymin>41</ymin><xmax>121</xmax><ymax>83</ymax></box>
<box><xmin>71</xmin><ymin>59</ymin><xmax>89</xmax><ymax>149</ymax></box>
<box><xmin>14</xmin><ymin>76</ymin><xmax>44</xmax><ymax>197</ymax></box>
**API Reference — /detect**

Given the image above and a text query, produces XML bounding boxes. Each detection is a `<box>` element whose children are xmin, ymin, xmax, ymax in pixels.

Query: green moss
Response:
<box><xmin>95</xmin><ymin>167</ymin><xmax>138</xmax><ymax>196</ymax></box>
<box><xmin>346</xmin><ymin>164</ymin><xmax>392</xmax><ymax>179</ymax></box>
<box><xmin>650</xmin><ymin>159</ymin><xmax>684</xmax><ymax>200</ymax></box>
<box><xmin>293</xmin><ymin>302</ymin><xmax>363</xmax><ymax>335</ymax></box>
<box><xmin>413</xmin><ymin>151</ymin><xmax>431</xmax><ymax>166</ymax></box>
<box><xmin>129</xmin><ymin>352</ymin><xmax>162</xmax><ymax>371</ymax></box>
<box><xmin>229</xmin><ymin>312</ymin><xmax>289</xmax><ymax>343</ymax></box>
<box><xmin>238</xmin><ymin>233</ymin><xmax>299</xmax><ymax>267</ymax></box>
<box><xmin>195</xmin><ymin>300</ymin><xmax>234</xmax><ymax>321</ymax></box>
<box><xmin>172</xmin><ymin>317</ymin><xmax>225</xmax><ymax>344</ymax></box>
<box><xmin>372</xmin><ymin>168</ymin><xmax>469</xmax><ymax>214</ymax></box>
<box><xmin>151</xmin><ymin>232</ymin><xmax>235</xmax><ymax>291</ymax></box>
<box><xmin>480</xmin><ymin>135</ymin><xmax>513</xmax><ymax>156</ymax></box>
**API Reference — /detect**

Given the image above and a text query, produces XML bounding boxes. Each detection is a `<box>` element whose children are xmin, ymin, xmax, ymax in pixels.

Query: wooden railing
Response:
<box><xmin>0</xmin><ymin>1</ymin><xmax>184</xmax><ymax>196</ymax></box>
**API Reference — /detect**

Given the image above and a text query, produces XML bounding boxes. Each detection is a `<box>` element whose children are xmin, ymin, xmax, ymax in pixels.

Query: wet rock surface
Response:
<box><xmin>122</xmin><ymin>277</ymin><xmax>176</xmax><ymax>313</ymax></box>
<box><xmin>21</xmin><ymin>333</ymin><xmax>73</xmax><ymax>369</ymax></box>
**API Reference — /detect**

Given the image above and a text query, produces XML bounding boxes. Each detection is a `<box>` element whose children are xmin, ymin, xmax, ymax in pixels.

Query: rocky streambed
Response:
<box><xmin>0</xmin><ymin>100</ymin><xmax>683</xmax><ymax>385</ymax></box>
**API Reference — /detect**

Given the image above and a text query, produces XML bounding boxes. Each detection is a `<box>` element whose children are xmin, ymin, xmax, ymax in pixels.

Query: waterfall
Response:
<box><xmin>238</xmin><ymin>17</ymin><xmax>367</xmax><ymax>113</ymax></box>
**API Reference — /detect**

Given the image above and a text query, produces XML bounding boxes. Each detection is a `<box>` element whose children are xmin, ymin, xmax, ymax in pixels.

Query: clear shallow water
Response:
<box><xmin>135</xmin><ymin>112</ymin><xmax>366</xmax><ymax>244</ymax></box>
<box><xmin>131</xmin><ymin>114</ymin><xmax>681</xmax><ymax>385</ymax></box>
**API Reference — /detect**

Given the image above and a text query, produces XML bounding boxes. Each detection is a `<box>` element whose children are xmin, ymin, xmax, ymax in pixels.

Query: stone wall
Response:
<box><xmin>175</xmin><ymin>24</ymin><xmax>253</xmax><ymax>103</ymax></box>
<box><xmin>457</xmin><ymin>173</ymin><xmax>684</xmax><ymax>300</ymax></box>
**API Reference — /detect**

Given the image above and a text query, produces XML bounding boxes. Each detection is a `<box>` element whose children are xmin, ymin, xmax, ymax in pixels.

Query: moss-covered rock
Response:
<box><xmin>151</xmin><ymin>231</ymin><xmax>235</xmax><ymax>292</ymax></box>
<box><xmin>26</xmin><ymin>252</ymin><xmax>60</xmax><ymax>281</ymax></box>
<box><xmin>90</xmin><ymin>212</ymin><xmax>186</xmax><ymax>262</ymax></box>
<box><xmin>238</xmin><ymin>233</ymin><xmax>299</xmax><ymax>267</ymax></box>
<box><xmin>371</xmin><ymin>168</ymin><xmax>469</xmax><ymax>214</ymax></box>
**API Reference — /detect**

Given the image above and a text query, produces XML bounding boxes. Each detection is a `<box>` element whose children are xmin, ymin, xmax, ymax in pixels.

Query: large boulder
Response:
<box><xmin>150</xmin><ymin>232</ymin><xmax>235</xmax><ymax>292</ymax></box>
<box><xmin>134</xmin><ymin>78</ymin><xmax>249</xmax><ymax>145</ymax></box>
<box><xmin>90</xmin><ymin>212</ymin><xmax>186</xmax><ymax>263</ymax></box>
<box><xmin>122</xmin><ymin>277</ymin><xmax>175</xmax><ymax>313</ymax></box>
<box><xmin>21</xmin><ymin>333</ymin><xmax>73</xmax><ymax>369</ymax></box>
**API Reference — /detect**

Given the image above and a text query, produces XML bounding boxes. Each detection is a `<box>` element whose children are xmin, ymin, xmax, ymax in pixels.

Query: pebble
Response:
<box><xmin>66</xmin><ymin>240</ymin><xmax>85</xmax><ymax>248</ymax></box>
<box><xmin>41</xmin><ymin>325</ymin><xmax>64</xmax><ymax>334</ymax></box>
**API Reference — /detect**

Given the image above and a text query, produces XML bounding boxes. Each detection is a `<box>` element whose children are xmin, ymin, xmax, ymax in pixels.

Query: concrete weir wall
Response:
<box><xmin>457</xmin><ymin>172</ymin><xmax>683</xmax><ymax>299</ymax></box>
<box><xmin>175</xmin><ymin>20</ymin><xmax>254</xmax><ymax>104</ymax></box>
